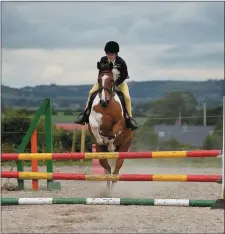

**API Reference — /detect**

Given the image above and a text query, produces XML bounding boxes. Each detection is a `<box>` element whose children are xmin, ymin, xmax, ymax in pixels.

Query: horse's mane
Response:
<box><xmin>112</xmin><ymin>67</ymin><xmax>120</xmax><ymax>81</ymax></box>
<box><xmin>97</xmin><ymin>61</ymin><xmax>120</xmax><ymax>82</ymax></box>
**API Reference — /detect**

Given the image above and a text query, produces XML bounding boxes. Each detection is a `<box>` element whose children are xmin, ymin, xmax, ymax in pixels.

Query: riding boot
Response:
<box><xmin>128</xmin><ymin>116</ymin><xmax>139</xmax><ymax>130</ymax></box>
<box><xmin>74</xmin><ymin>109</ymin><xmax>89</xmax><ymax>125</ymax></box>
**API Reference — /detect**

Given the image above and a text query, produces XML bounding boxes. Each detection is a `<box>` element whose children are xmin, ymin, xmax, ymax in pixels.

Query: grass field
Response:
<box><xmin>3</xmin><ymin>110</ymin><xmax>148</xmax><ymax>125</ymax></box>
<box><xmin>52</xmin><ymin>112</ymin><xmax>148</xmax><ymax>125</ymax></box>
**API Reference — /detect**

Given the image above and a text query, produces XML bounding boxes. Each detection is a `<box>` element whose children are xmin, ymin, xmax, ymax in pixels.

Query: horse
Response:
<box><xmin>87</xmin><ymin>61</ymin><xmax>133</xmax><ymax>190</ymax></box>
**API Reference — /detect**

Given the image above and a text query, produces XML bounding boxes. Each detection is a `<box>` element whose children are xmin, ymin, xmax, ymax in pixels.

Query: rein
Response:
<box><xmin>98</xmin><ymin>71</ymin><xmax>116</xmax><ymax>97</ymax></box>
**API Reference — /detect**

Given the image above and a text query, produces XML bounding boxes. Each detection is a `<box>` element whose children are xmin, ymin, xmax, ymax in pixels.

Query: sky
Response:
<box><xmin>2</xmin><ymin>1</ymin><xmax>224</xmax><ymax>88</ymax></box>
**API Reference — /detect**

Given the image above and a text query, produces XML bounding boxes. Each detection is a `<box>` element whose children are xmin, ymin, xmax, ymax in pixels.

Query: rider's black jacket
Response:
<box><xmin>99</xmin><ymin>56</ymin><xmax>129</xmax><ymax>86</ymax></box>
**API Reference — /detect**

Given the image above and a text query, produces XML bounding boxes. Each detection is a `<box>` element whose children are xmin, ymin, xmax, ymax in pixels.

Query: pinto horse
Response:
<box><xmin>88</xmin><ymin>61</ymin><xmax>133</xmax><ymax>190</ymax></box>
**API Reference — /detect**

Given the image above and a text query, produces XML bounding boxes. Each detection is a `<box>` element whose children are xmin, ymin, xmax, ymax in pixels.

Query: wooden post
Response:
<box><xmin>81</xmin><ymin>128</ymin><xmax>86</xmax><ymax>152</ymax></box>
<box><xmin>80</xmin><ymin>127</ymin><xmax>86</xmax><ymax>162</ymax></box>
<box><xmin>31</xmin><ymin>128</ymin><xmax>38</xmax><ymax>190</ymax></box>
<box><xmin>71</xmin><ymin>129</ymin><xmax>76</xmax><ymax>152</ymax></box>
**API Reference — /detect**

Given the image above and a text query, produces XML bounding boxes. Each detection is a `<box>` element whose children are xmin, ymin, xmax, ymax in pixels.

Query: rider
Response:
<box><xmin>74</xmin><ymin>41</ymin><xmax>138</xmax><ymax>130</ymax></box>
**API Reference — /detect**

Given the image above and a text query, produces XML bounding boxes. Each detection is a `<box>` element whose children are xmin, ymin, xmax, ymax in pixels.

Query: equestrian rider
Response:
<box><xmin>74</xmin><ymin>41</ymin><xmax>139</xmax><ymax>130</ymax></box>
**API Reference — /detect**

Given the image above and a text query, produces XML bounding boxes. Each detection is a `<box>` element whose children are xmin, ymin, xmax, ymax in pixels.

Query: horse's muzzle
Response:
<box><xmin>100</xmin><ymin>99</ymin><xmax>109</xmax><ymax>107</ymax></box>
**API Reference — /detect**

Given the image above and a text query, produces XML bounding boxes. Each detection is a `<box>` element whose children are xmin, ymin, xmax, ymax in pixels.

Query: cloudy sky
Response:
<box><xmin>2</xmin><ymin>1</ymin><xmax>224</xmax><ymax>88</ymax></box>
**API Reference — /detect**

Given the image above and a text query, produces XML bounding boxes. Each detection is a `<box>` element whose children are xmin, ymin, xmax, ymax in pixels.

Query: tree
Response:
<box><xmin>202</xmin><ymin>118</ymin><xmax>223</xmax><ymax>150</ymax></box>
<box><xmin>2</xmin><ymin>113</ymin><xmax>32</xmax><ymax>150</ymax></box>
<box><xmin>1</xmin><ymin>109</ymin><xmax>93</xmax><ymax>153</ymax></box>
<box><xmin>203</xmin><ymin>135</ymin><xmax>221</xmax><ymax>150</ymax></box>
<box><xmin>149</xmin><ymin>92</ymin><xmax>198</xmax><ymax>125</ymax></box>
<box><xmin>132</xmin><ymin>121</ymin><xmax>159</xmax><ymax>151</ymax></box>
<box><xmin>205</xmin><ymin>105</ymin><xmax>222</xmax><ymax>126</ymax></box>
<box><xmin>159</xmin><ymin>138</ymin><xmax>183</xmax><ymax>150</ymax></box>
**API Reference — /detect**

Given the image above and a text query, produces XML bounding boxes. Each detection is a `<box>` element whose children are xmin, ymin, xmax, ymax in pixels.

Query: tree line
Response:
<box><xmin>2</xmin><ymin>92</ymin><xmax>223</xmax><ymax>153</ymax></box>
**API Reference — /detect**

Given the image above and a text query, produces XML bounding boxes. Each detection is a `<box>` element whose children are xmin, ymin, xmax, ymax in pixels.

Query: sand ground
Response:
<box><xmin>1</xmin><ymin>160</ymin><xmax>224</xmax><ymax>233</ymax></box>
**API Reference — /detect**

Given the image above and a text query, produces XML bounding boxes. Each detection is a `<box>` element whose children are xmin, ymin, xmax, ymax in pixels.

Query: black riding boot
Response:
<box><xmin>74</xmin><ymin>109</ymin><xmax>89</xmax><ymax>125</ymax></box>
<box><xmin>128</xmin><ymin>117</ymin><xmax>139</xmax><ymax>130</ymax></box>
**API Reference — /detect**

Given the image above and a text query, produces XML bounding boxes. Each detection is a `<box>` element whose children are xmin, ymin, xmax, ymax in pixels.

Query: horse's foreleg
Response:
<box><xmin>107</xmin><ymin>121</ymin><xmax>123</xmax><ymax>152</ymax></box>
<box><xmin>91</xmin><ymin>127</ymin><xmax>104</xmax><ymax>145</ymax></box>
<box><xmin>112</xmin><ymin>158</ymin><xmax>124</xmax><ymax>177</ymax></box>
<box><xmin>99</xmin><ymin>159</ymin><xmax>111</xmax><ymax>173</ymax></box>
<box><xmin>112</xmin><ymin>120</ymin><xmax>123</xmax><ymax>137</ymax></box>
<box><xmin>111</xmin><ymin>140</ymin><xmax>131</xmax><ymax>189</ymax></box>
<box><xmin>110</xmin><ymin>158</ymin><xmax>124</xmax><ymax>190</ymax></box>
<box><xmin>96</xmin><ymin>144</ymin><xmax>112</xmax><ymax>190</ymax></box>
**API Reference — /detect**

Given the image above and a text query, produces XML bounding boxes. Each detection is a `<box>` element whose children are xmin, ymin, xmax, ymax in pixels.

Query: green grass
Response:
<box><xmin>52</xmin><ymin>112</ymin><xmax>79</xmax><ymax>123</ymax></box>
<box><xmin>3</xmin><ymin>111</ymin><xmax>148</xmax><ymax>124</ymax></box>
<box><xmin>52</xmin><ymin>112</ymin><xmax>148</xmax><ymax>124</ymax></box>
<box><xmin>53</xmin><ymin>115</ymin><xmax>76</xmax><ymax>123</ymax></box>
<box><xmin>1</xmin><ymin>159</ymin><xmax>92</xmax><ymax>168</ymax></box>
<box><xmin>136</xmin><ymin>116</ymin><xmax>148</xmax><ymax>125</ymax></box>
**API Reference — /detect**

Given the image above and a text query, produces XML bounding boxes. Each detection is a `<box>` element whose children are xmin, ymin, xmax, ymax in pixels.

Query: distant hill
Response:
<box><xmin>2</xmin><ymin>79</ymin><xmax>223</xmax><ymax>109</ymax></box>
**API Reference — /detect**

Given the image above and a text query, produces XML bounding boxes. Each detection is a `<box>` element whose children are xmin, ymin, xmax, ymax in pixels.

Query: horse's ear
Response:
<box><xmin>109</xmin><ymin>62</ymin><xmax>114</xmax><ymax>70</ymax></box>
<box><xmin>97</xmin><ymin>62</ymin><xmax>101</xmax><ymax>70</ymax></box>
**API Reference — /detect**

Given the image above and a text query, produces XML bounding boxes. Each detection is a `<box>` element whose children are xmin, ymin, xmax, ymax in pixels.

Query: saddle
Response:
<box><xmin>86</xmin><ymin>90</ymin><xmax>130</xmax><ymax>127</ymax></box>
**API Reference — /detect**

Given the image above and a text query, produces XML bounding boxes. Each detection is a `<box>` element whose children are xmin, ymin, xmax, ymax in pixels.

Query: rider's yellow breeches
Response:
<box><xmin>117</xmin><ymin>81</ymin><xmax>132</xmax><ymax>117</ymax></box>
<box><xmin>86</xmin><ymin>81</ymin><xmax>132</xmax><ymax>117</ymax></box>
<box><xmin>86</xmin><ymin>83</ymin><xmax>99</xmax><ymax>107</ymax></box>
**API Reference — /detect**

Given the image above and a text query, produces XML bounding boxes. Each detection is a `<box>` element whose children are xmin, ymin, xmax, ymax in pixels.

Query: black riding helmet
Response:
<box><xmin>104</xmin><ymin>41</ymin><xmax>119</xmax><ymax>53</ymax></box>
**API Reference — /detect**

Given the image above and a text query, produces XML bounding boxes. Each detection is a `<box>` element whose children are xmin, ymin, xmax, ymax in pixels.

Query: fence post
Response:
<box><xmin>45</xmin><ymin>98</ymin><xmax>61</xmax><ymax>190</ymax></box>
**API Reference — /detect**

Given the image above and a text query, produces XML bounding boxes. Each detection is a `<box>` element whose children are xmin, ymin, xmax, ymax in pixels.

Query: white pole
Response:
<box><xmin>222</xmin><ymin>96</ymin><xmax>225</xmax><ymax>199</ymax></box>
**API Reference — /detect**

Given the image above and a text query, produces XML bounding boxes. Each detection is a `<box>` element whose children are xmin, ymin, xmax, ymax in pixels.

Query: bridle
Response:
<box><xmin>98</xmin><ymin>70</ymin><xmax>116</xmax><ymax>98</ymax></box>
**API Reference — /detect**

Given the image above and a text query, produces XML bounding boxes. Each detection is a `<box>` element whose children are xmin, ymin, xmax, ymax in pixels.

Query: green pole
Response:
<box><xmin>45</xmin><ymin>98</ymin><xmax>53</xmax><ymax>189</ymax></box>
<box><xmin>16</xmin><ymin>161</ymin><xmax>24</xmax><ymax>190</ymax></box>
<box><xmin>45</xmin><ymin>98</ymin><xmax>61</xmax><ymax>190</ymax></box>
<box><xmin>16</xmin><ymin>98</ymin><xmax>50</xmax><ymax>190</ymax></box>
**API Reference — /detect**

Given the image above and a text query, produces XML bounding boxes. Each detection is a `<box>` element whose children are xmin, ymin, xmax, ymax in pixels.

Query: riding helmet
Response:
<box><xmin>104</xmin><ymin>41</ymin><xmax>119</xmax><ymax>53</ymax></box>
